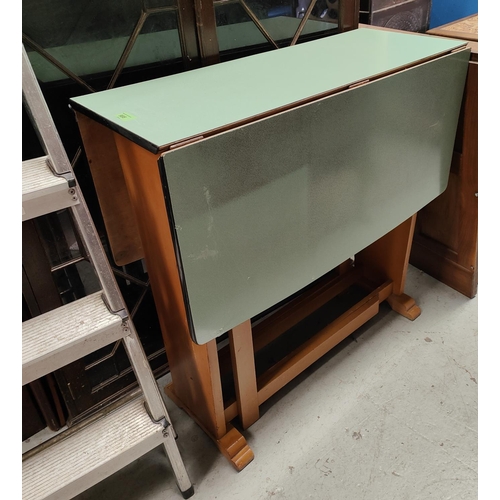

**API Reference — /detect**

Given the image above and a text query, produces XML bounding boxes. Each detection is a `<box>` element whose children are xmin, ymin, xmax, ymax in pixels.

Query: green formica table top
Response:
<box><xmin>70</xmin><ymin>27</ymin><xmax>466</xmax><ymax>153</ymax></box>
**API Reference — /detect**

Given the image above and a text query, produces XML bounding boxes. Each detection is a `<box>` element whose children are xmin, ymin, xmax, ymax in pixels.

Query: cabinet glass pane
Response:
<box><xmin>23</xmin><ymin>0</ymin><xmax>183</xmax><ymax>83</ymax></box>
<box><xmin>214</xmin><ymin>0</ymin><xmax>339</xmax><ymax>55</ymax></box>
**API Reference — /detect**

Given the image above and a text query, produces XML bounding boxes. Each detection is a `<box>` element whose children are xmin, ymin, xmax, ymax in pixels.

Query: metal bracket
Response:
<box><xmin>348</xmin><ymin>79</ymin><xmax>370</xmax><ymax>90</ymax></box>
<box><xmin>100</xmin><ymin>292</ymin><xmax>128</xmax><ymax>320</ymax></box>
<box><xmin>144</xmin><ymin>401</ymin><xmax>171</xmax><ymax>437</ymax></box>
<box><xmin>168</xmin><ymin>135</ymin><xmax>204</xmax><ymax>150</ymax></box>
<box><xmin>45</xmin><ymin>153</ymin><xmax>76</xmax><ymax>187</ymax></box>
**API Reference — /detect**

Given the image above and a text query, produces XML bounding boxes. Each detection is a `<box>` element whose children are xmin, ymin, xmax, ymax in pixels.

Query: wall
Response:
<box><xmin>429</xmin><ymin>0</ymin><xmax>478</xmax><ymax>29</ymax></box>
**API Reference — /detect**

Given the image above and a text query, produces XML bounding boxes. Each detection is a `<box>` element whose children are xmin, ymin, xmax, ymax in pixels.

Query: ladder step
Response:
<box><xmin>22</xmin><ymin>156</ymin><xmax>78</xmax><ymax>221</ymax></box>
<box><xmin>22</xmin><ymin>292</ymin><xmax>124</xmax><ymax>385</ymax></box>
<box><xmin>22</xmin><ymin>397</ymin><xmax>166</xmax><ymax>500</ymax></box>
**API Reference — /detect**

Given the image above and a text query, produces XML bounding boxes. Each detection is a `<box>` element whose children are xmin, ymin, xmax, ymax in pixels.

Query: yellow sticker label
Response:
<box><xmin>116</xmin><ymin>112</ymin><xmax>136</xmax><ymax>121</ymax></box>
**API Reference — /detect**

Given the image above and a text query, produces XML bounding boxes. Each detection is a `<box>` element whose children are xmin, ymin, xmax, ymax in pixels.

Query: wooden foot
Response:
<box><xmin>216</xmin><ymin>423</ymin><xmax>254</xmax><ymax>471</ymax></box>
<box><xmin>165</xmin><ymin>383</ymin><xmax>254</xmax><ymax>471</ymax></box>
<box><xmin>387</xmin><ymin>293</ymin><xmax>421</xmax><ymax>321</ymax></box>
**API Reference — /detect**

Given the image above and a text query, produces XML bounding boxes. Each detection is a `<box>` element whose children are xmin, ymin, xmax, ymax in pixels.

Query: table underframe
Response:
<box><xmin>77</xmin><ymin>112</ymin><xmax>421</xmax><ymax>471</ymax></box>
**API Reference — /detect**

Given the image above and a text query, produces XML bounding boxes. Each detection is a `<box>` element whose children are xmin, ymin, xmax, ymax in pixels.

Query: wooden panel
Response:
<box><xmin>416</xmin><ymin>171</ymin><xmax>461</xmax><ymax>252</ymax></box>
<box><xmin>427</xmin><ymin>14</ymin><xmax>478</xmax><ymax>42</ymax></box>
<box><xmin>193</xmin><ymin>0</ymin><xmax>220</xmax><ymax>66</ymax></box>
<box><xmin>456</xmin><ymin>61</ymin><xmax>478</xmax><ymax>271</ymax></box>
<box><xmin>339</xmin><ymin>0</ymin><xmax>360</xmax><ymax>32</ymax></box>
<box><xmin>23</xmin><ymin>385</ymin><xmax>46</xmax><ymax>441</ymax></box>
<box><xmin>76</xmin><ymin>113</ymin><xmax>143</xmax><ymax>265</ymax></box>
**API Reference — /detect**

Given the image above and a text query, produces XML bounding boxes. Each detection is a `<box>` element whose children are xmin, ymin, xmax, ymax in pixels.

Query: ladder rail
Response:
<box><xmin>69</xmin><ymin>186</ymin><xmax>175</xmax><ymax>421</ymax></box>
<box><xmin>69</xmin><ymin>184</ymin><xmax>126</xmax><ymax>315</ymax></box>
<box><xmin>22</xmin><ymin>46</ymin><xmax>73</xmax><ymax>180</ymax></box>
<box><xmin>122</xmin><ymin>325</ymin><xmax>172</xmax><ymax>422</ymax></box>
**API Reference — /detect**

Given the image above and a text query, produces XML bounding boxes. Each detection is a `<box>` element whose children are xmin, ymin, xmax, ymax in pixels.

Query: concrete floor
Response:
<box><xmin>75</xmin><ymin>265</ymin><xmax>478</xmax><ymax>500</ymax></box>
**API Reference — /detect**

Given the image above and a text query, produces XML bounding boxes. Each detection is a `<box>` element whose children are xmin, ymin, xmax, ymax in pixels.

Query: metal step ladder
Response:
<box><xmin>22</xmin><ymin>45</ymin><xmax>194</xmax><ymax>500</ymax></box>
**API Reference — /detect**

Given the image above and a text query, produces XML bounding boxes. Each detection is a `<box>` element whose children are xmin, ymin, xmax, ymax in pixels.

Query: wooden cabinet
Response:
<box><xmin>410</xmin><ymin>15</ymin><xmax>478</xmax><ymax>298</ymax></box>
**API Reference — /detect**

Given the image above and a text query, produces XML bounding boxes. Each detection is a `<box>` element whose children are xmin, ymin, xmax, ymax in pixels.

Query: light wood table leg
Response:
<box><xmin>229</xmin><ymin>320</ymin><xmax>259</xmax><ymax>430</ymax></box>
<box><xmin>75</xmin><ymin>113</ymin><xmax>143</xmax><ymax>265</ymax></box>
<box><xmin>358</xmin><ymin>215</ymin><xmax>421</xmax><ymax>320</ymax></box>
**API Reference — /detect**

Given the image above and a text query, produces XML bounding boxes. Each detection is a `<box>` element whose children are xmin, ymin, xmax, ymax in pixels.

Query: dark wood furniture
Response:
<box><xmin>410</xmin><ymin>14</ymin><xmax>478</xmax><ymax>298</ymax></box>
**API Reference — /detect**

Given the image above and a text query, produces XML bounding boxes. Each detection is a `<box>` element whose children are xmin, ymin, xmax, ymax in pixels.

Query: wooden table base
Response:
<box><xmin>163</xmin><ymin>216</ymin><xmax>420</xmax><ymax>471</ymax></box>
